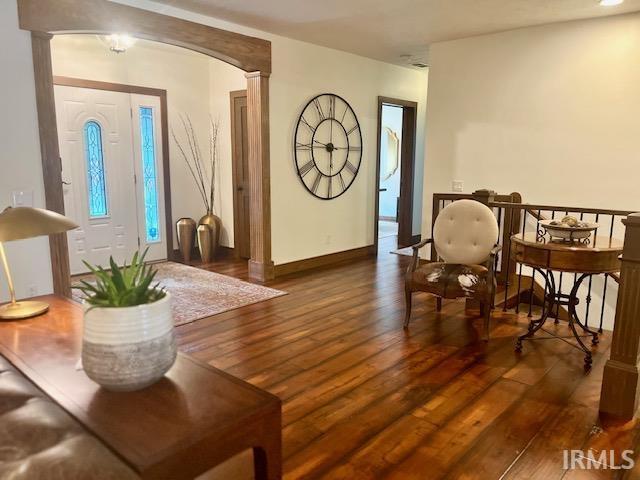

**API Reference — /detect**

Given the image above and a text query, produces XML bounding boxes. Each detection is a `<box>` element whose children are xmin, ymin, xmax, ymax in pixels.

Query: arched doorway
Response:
<box><xmin>18</xmin><ymin>0</ymin><xmax>274</xmax><ymax>296</ymax></box>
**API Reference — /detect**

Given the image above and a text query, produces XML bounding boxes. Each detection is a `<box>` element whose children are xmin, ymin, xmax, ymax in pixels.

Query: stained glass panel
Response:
<box><xmin>139</xmin><ymin>107</ymin><xmax>160</xmax><ymax>243</ymax></box>
<box><xmin>83</xmin><ymin>121</ymin><xmax>108</xmax><ymax>217</ymax></box>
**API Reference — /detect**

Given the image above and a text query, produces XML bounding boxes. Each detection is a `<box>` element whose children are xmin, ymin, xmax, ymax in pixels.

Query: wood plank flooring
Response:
<box><xmin>176</xmin><ymin>238</ymin><xmax>640</xmax><ymax>479</ymax></box>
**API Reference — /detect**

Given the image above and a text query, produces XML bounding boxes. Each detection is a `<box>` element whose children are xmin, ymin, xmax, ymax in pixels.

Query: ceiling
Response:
<box><xmin>153</xmin><ymin>0</ymin><xmax>640</xmax><ymax>67</ymax></box>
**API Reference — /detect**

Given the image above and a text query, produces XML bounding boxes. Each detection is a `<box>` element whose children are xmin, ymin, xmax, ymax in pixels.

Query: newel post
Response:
<box><xmin>471</xmin><ymin>189</ymin><xmax>497</xmax><ymax>206</ymax></box>
<box><xmin>600</xmin><ymin>213</ymin><xmax>640</xmax><ymax>419</ymax></box>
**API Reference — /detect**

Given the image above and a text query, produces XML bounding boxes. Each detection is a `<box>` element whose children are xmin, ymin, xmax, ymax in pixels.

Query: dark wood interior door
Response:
<box><xmin>230</xmin><ymin>91</ymin><xmax>251</xmax><ymax>259</ymax></box>
<box><xmin>397</xmin><ymin>105</ymin><xmax>417</xmax><ymax>248</ymax></box>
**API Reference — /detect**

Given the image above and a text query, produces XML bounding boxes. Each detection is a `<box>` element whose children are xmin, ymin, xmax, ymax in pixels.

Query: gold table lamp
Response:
<box><xmin>0</xmin><ymin>206</ymin><xmax>78</xmax><ymax>320</ymax></box>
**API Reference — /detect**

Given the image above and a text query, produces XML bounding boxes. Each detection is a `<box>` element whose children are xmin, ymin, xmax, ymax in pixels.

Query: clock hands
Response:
<box><xmin>327</xmin><ymin>145</ymin><xmax>360</xmax><ymax>151</ymax></box>
<box><xmin>329</xmin><ymin>146</ymin><xmax>333</xmax><ymax>173</ymax></box>
<box><xmin>330</xmin><ymin>111</ymin><xmax>333</xmax><ymax>145</ymax></box>
<box><xmin>314</xmin><ymin>139</ymin><xmax>340</xmax><ymax>153</ymax></box>
<box><xmin>313</xmin><ymin>140</ymin><xmax>359</xmax><ymax>150</ymax></box>
<box><xmin>296</xmin><ymin>141</ymin><xmax>333</xmax><ymax>150</ymax></box>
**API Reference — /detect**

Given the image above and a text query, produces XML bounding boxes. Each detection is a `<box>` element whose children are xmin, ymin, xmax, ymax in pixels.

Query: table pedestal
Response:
<box><xmin>515</xmin><ymin>267</ymin><xmax>599</xmax><ymax>370</ymax></box>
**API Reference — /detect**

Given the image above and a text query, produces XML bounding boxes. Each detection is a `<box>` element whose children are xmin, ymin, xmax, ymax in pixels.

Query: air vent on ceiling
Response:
<box><xmin>400</xmin><ymin>53</ymin><xmax>429</xmax><ymax>69</ymax></box>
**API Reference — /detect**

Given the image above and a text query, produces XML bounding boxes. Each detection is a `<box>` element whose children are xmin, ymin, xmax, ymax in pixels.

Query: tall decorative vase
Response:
<box><xmin>176</xmin><ymin>217</ymin><xmax>196</xmax><ymax>263</ymax></box>
<box><xmin>198</xmin><ymin>210</ymin><xmax>221</xmax><ymax>261</ymax></box>
<box><xmin>197</xmin><ymin>225</ymin><xmax>213</xmax><ymax>263</ymax></box>
<box><xmin>82</xmin><ymin>293</ymin><xmax>177</xmax><ymax>392</ymax></box>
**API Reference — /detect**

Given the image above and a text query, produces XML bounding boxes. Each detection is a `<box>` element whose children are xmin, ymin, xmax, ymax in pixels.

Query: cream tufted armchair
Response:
<box><xmin>404</xmin><ymin>199</ymin><xmax>501</xmax><ymax>341</ymax></box>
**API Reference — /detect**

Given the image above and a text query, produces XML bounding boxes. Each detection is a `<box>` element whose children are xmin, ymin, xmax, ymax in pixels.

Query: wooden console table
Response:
<box><xmin>0</xmin><ymin>295</ymin><xmax>282</xmax><ymax>480</ymax></box>
<box><xmin>510</xmin><ymin>233</ymin><xmax>623</xmax><ymax>370</ymax></box>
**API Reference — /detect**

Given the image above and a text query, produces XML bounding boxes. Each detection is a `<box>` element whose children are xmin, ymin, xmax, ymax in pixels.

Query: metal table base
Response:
<box><xmin>515</xmin><ymin>267</ymin><xmax>599</xmax><ymax>370</ymax></box>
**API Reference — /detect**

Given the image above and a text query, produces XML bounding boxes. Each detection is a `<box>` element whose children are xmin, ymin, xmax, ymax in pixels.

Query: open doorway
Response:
<box><xmin>374</xmin><ymin>97</ymin><xmax>419</xmax><ymax>250</ymax></box>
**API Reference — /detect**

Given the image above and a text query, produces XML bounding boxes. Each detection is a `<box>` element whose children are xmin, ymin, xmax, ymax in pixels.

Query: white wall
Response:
<box><xmin>50</xmin><ymin>34</ymin><xmax>246</xmax><ymax>249</ymax></box>
<box><xmin>421</xmin><ymin>12</ymin><xmax>640</xmax><ymax>329</ymax></box>
<box><xmin>422</xmin><ymin>12</ymin><xmax>640</xmax><ymax>239</ymax></box>
<box><xmin>0</xmin><ymin>1</ymin><xmax>53</xmax><ymax>302</ymax></box>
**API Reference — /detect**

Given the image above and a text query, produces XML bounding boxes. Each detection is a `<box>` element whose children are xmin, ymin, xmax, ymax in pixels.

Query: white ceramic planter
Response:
<box><xmin>82</xmin><ymin>293</ymin><xmax>177</xmax><ymax>391</ymax></box>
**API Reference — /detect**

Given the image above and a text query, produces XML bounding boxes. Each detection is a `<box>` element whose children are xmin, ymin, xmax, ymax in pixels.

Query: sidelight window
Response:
<box><xmin>139</xmin><ymin>107</ymin><xmax>160</xmax><ymax>243</ymax></box>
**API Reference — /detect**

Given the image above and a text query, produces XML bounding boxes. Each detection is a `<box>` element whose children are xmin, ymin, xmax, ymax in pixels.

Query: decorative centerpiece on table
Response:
<box><xmin>74</xmin><ymin>250</ymin><xmax>176</xmax><ymax>391</ymax></box>
<box><xmin>539</xmin><ymin>215</ymin><xmax>599</xmax><ymax>243</ymax></box>
<box><xmin>172</xmin><ymin>115</ymin><xmax>221</xmax><ymax>263</ymax></box>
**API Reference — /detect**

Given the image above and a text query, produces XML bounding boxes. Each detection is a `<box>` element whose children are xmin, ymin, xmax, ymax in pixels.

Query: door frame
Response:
<box><xmin>18</xmin><ymin>0</ymin><xmax>274</xmax><ymax>297</ymax></box>
<box><xmin>53</xmin><ymin>76</ymin><xmax>173</xmax><ymax>265</ymax></box>
<box><xmin>229</xmin><ymin>89</ymin><xmax>250</xmax><ymax>259</ymax></box>
<box><xmin>374</xmin><ymin>96</ymin><xmax>419</xmax><ymax>250</ymax></box>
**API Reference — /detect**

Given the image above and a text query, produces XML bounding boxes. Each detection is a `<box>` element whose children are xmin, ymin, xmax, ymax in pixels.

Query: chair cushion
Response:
<box><xmin>410</xmin><ymin>263</ymin><xmax>489</xmax><ymax>299</ymax></box>
<box><xmin>433</xmin><ymin>199</ymin><xmax>499</xmax><ymax>265</ymax></box>
<box><xmin>0</xmin><ymin>356</ymin><xmax>139</xmax><ymax>480</ymax></box>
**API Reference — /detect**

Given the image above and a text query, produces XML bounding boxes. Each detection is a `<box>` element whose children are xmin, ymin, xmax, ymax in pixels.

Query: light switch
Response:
<box><xmin>12</xmin><ymin>190</ymin><xmax>34</xmax><ymax>207</ymax></box>
<box><xmin>452</xmin><ymin>181</ymin><xmax>464</xmax><ymax>193</ymax></box>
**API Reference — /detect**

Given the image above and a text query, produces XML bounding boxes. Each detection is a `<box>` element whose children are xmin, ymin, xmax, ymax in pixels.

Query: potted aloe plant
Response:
<box><xmin>74</xmin><ymin>250</ymin><xmax>176</xmax><ymax>391</ymax></box>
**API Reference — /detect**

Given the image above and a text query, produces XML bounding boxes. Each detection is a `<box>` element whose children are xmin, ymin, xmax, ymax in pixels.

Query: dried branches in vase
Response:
<box><xmin>171</xmin><ymin>115</ymin><xmax>222</xmax><ymax>262</ymax></box>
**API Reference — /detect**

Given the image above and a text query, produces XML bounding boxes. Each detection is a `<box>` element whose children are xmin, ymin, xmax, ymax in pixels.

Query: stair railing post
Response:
<box><xmin>471</xmin><ymin>189</ymin><xmax>497</xmax><ymax>206</ymax></box>
<box><xmin>599</xmin><ymin>213</ymin><xmax>640</xmax><ymax>419</ymax></box>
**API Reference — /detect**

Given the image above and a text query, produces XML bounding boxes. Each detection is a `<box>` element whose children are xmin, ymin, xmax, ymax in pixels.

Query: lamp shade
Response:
<box><xmin>0</xmin><ymin>207</ymin><xmax>78</xmax><ymax>242</ymax></box>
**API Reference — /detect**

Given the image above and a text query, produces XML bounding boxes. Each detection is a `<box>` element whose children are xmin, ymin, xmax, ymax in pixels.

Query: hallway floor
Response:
<box><xmin>176</xmin><ymin>237</ymin><xmax>638</xmax><ymax>479</ymax></box>
<box><xmin>378</xmin><ymin>220</ymin><xmax>398</xmax><ymax>239</ymax></box>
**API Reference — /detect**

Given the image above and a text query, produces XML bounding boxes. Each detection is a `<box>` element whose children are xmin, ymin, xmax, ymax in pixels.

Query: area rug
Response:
<box><xmin>72</xmin><ymin>262</ymin><xmax>287</xmax><ymax>327</ymax></box>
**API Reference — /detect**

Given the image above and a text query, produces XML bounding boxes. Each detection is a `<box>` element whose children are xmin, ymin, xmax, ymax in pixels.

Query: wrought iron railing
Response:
<box><xmin>429</xmin><ymin>190</ymin><xmax>633</xmax><ymax>331</ymax></box>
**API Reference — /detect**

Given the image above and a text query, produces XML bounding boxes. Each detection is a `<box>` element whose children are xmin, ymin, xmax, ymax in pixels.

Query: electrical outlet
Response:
<box><xmin>27</xmin><ymin>284</ymin><xmax>38</xmax><ymax>298</ymax></box>
<box><xmin>452</xmin><ymin>180</ymin><xmax>464</xmax><ymax>193</ymax></box>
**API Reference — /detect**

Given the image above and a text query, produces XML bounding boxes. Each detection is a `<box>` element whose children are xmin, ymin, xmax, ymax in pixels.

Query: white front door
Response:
<box><xmin>54</xmin><ymin>85</ymin><xmax>167</xmax><ymax>274</ymax></box>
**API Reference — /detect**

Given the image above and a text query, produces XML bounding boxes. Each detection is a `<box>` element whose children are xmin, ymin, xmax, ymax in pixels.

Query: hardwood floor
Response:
<box><xmin>176</xmin><ymin>238</ymin><xmax>640</xmax><ymax>479</ymax></box>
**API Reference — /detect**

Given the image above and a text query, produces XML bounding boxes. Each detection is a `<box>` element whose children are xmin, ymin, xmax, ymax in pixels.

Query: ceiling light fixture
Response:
<box><xmin>599</xmin><ymin>0</ymin><xmax>623</xmax><ymax>6</ymax></box>
<box><xmin>105</xmin><ymin>34</ymin><xmax>136</xmax><ymax>53</ymax></box>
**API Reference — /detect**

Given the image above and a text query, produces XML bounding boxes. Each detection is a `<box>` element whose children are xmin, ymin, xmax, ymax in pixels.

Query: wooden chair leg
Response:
<box><xmin>436</xmin><ymin>297</ymin><xmax>442</xmax><ymax>312</ymax></box>
<box><xmin>404</xmin><ymin>288</ymin><xmax>413</xmax><ymax>329</ymax></box>
<box><xmin>483</xmin><ymin>298</ymin><xmax>491</xmax><ymax>342</ymax></box>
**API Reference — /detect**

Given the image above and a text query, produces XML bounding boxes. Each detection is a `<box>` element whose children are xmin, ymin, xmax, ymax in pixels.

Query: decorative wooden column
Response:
<box><xmin>600</xmin><ymin>213</ymin><xmax>640</xmax><ymax>419</ymax></box>
<box><xmin>31</xmin><ymin>32</ymin><xmax>71</xmax><ymax>297</ymax></box>
<box><xmin>245</xmin><ymin>72</ymin><xmax>274</xmax><ymax>281</ymax></box>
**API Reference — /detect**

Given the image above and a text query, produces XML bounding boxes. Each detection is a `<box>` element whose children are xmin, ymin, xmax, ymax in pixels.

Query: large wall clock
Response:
<box><xmin>294</xmin><ymin>93</ymin><xmax>363</xmax><ymax>200</ymax></box>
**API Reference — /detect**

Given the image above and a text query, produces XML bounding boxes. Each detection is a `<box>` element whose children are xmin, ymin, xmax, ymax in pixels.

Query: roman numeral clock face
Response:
<box><xmin>294</xmin><ymin>94</ymin><xmax>363</xmax><ymax>200</ymax></box>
